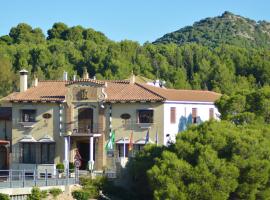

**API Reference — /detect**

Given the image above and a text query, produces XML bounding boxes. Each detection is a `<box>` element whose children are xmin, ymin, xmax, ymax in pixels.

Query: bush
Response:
<box><xmin>69</xmin><ymin>162</ymin><xmax>75</xmax><ymax>173</ymax></box>
<box><xmin>79</xmin><ymin>176</ymin><xmax>105</xmax><ymax>198</ymax></box>
<box><xmin>49</xmin><ymin>188</ymin><xmax>62</xmax><ymax>199</ymax></box>
<box><xmin>72</xmin><ymin>190</ymin><xmax>89</xmax><ymax>200</ymax></box>
<box><xmin>27</xmin><ymin>187</ymin><xmax>42</xmax><ymax>200</ymax></box>
<box><xmin>0</xmin><ymin>193</ymin><xmax>9</xmax><ymax>200</ymax></box>
<box><xmin>40</xmin><ymin>190</ymin><xmax>48</xmax><ymax>199</ymax></box>
<box><xmin>56</xmin><ymin>163</ymin><xmax>64</xmax><ymax>173</ymax></box>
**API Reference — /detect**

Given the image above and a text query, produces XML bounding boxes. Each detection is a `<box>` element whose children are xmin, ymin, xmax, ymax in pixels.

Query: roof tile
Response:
<box><xmin>5</xmin><ymin>79</ymin><xmax>221</xmax><ymax>103</ymax></box>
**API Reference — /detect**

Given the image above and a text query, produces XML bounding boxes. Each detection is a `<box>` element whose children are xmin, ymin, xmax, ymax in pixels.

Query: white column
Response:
<box><xmin>64</xmin><ymin>137</ymin><xmax>69</xmax><ymax>170</ymax></box>
<box><xmin>123</xmin><ymin>138</ymin><xmax>126</xmax><ymax>158</ymax></box>
<box><xmin>88</xmin><ymin>136</ymin><xmax>94</xmax><ymax>171</ymax></box>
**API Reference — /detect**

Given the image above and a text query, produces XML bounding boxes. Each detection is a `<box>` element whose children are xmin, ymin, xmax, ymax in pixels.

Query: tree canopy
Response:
<box><xmin>0</xmin><ymin>21</ymin><xmax>270</xmax><ymax>98</ymax></box>
<box><xmin>130</xmin><ymin>121</ymin><xmax>270</xmax><ymax>200</ymax></box>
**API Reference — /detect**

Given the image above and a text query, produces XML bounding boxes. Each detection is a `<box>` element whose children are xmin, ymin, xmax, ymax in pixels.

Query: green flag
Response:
<box><xmin>105</xmin><ymin>130</ymin><xmax>115</xmax><ymax>151</ymax></box>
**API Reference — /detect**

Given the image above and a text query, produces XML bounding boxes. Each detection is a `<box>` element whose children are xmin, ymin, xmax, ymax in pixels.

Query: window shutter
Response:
<box><xmin>170</xmin><ymin>107</ymin><xmax>176</xmax><ymax>124</ymax></box>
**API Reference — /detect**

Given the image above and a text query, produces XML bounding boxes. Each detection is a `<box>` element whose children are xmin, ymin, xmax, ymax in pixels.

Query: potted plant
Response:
<box><xmin>56</xmin><ymin>163</ymin><xmax>64</xmax><ymax>178</ymax></box>
<box><xmin>69</xmin><ymin>162</ymin><xmax>75</xmax><ymax>178</ymax></box>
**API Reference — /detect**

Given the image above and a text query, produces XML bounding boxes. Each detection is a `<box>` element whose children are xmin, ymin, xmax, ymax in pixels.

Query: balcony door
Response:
<box><xmin>78</xmin><ymin>108</ymin><xmax>93</xmax><ymax>133</ymax></box>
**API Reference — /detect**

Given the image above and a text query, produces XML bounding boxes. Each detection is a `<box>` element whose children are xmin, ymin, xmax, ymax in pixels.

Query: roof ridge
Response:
<box><xmin>39</xmin><ymin>80</ymin><xmax>68</xmax><ymax>82</ymax></box>
<box><xmin>104</xmin><ymin>80</ymin><xmax>130</xmax><ymax>84</ymax></box>
<box><xmin>141</xmin><ymin>83</ymin><xmax>221</xmax><ymax>95</ymax></box>
<box><xmin>67</xmin><ymin>79</ymin><xmax>105</xmax><ymax>85</ymax></box>
<box><xmin>164</xmin><ymin>87</ymin><xmax>220</xmax><ymax>93</ymax></box>
<box><xmin>135</xmin><ymin>83</ymin><xmax>166</xmax><ymax>100</ymax></box>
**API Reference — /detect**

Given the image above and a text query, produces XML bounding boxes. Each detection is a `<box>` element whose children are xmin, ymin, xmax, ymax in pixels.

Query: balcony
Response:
<box><xmin>122</xmin><ymin>119</ymin><xmax>154</xmax><ymax>130</ymax></box>
<box><xmin>19</xmin><ymin>121</ymin><xmax>36</xmax><ymax>128</ymax></box>
<box><xmin>71</xmin><ymin>123</ymin><xmax>104</xmax><ymax>136</ymax></box>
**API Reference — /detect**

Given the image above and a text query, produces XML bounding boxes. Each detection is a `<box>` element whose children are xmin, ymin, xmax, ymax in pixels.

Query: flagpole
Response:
<box><xmin>123</xmin><ymin>137</ymin><xmax>126</xmax><ymax>158</ymax></box>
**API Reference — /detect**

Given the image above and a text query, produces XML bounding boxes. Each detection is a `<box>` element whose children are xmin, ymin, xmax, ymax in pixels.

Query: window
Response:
<box><xmin>21</xmin><ymin>143</ymin><xmax>36</xmax><ymax>163</ymax></box>
<box><xmin>192</xmin><ymin>108</ymin><xmax>198</xmax><ymax>124</ymax></box>
<box><xmin>170</xmin><ymin>107</ymin><xmax>176</xmax><ymax>124</ymax></box>
<box><xmin>137</xmin><ymin>110</ymin><xmax>153</xmax><ymax>123</ymax></box>
<box><xmin>21</xmin><ymin>110</ymin><xmax>36</xmax><ymax>122</ymax></box>
<box><xmin>41</xmin><ymin>143</ymin><xmax>55</xmax><ymax>164</ymax></box>
<box><xmin>117</xmin><ymin>144</ymin><xmax>129</xmax><ymax>158</ymax></box>
<box><xmin>209</xmin><ymin>108</ymin><xmax>214</xmax><ymax>119</ymax></box>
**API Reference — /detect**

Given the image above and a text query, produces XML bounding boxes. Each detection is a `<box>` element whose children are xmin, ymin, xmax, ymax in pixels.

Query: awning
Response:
<box><xmin>135</xmin><ymin>138</ymin><xmax>154</xmax><ymax>144</ymax></box>
<box><xmin>38</xmin><ymin>135</ymin><xmax>55</xmax><ymax>143</ymax></box>
<box><xmin>115</xmin><ymin>138</ymin><xmax>130</xmax><ymax>144</ymax></box>
<box><xmin>0</xmin><ymin>140</ymin><xmax>9</xmax><ymax>145</ymax></box>
<box><xmin>19</xmin><ymin>135</ymin><xmax>36</xmax><ymax>143</ymax></box>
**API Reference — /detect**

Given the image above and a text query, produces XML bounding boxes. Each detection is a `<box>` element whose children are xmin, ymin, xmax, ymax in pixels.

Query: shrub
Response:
<box><xmin>27</xmin><ymin>187</ymin><xmax>41</xmax><ymax>200</ymax></box>
<box><xmin>69</xmin><ymin>162</ymin><xmax>75</xmax><ymax>173</ymax></box>
<box><xmin>78</xmin><ymin>176</ymin><xmax>107</xmax><ymax>198</ymax></box>
<box><xmin>49</xmin><ymin>188</ymin><xmax>62</xmax><ymax>199</ymax></box>
<box><xmin>56</xmin><ymin>163</ymin><xmax>64</xmax><ymax>173</ymax></box>
<box><xmin>0</xmin><ymin>193</ymin><xmax>9</xmax><ymax>200</ymax></box>
<box><xmin>40</xmin><ymin>190</ymin><xmax>48</xmax><ymax>199</ymax></box>
<box><xmin>72</xmin><ymin>190</ymin><xmax>89</xmax><ymax>200</ymax></box>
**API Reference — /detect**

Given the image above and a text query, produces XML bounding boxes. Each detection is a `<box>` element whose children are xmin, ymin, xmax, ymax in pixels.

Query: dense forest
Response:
<box><xmin>0</xmin><ymin>12</ymin><xmax>270</xmax><ymax>98</ymax></box>
<box><xmin>154</xmin><ymin>11</ymin><xmax>270</xmax><ymax>49</ymax></box>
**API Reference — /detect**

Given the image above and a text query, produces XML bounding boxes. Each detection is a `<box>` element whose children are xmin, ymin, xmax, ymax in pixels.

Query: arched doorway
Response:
<box><xmin>77</xmin><ymin>108</ymin><xmax>94</xmax><ymax>170</ymax></box>
<box><xmin>0</xmin><ymin>146</ymin><xmax>7</xmax><ymax>170</ymax></box>
<box><xmin>78</xmin><ymin>108</ymin><xmax>93</xmax><ymax>133</ymax></box>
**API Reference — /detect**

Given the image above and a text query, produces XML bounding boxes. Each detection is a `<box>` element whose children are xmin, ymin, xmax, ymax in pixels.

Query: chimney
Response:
<box><xmin>82</xmin><ymin>67</ymin><xmax>89</xmax><ymax>79</ymax></box>
<box><xmin>63</xmin><ymin>71</ymin><xmax>68</xmax><ymax>81</ymax></box>
<box><xmin>130</xmin><ymin>71</ymin><xmax>135</xmax><ymax>84</ymax></box>
<box><xmin>32</xmin><ymin>76</ymin><xmax>38</xmax><ymax>87</ymax></box>
<box><xmin>19</xmin><ymin>69</ymin><xmax>28</xmax><ymax>92</ymax></box>
<box><xmin>73</xmin><ymin>74</ymin><xmax>77</xmax><ymax>81</ymax></box>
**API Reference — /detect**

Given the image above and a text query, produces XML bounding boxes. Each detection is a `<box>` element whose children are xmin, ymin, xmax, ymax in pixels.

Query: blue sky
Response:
<box><xmin>1</xmin><ymin>0</ymin><xmax>270</xmax><ymax>44</ymax></box>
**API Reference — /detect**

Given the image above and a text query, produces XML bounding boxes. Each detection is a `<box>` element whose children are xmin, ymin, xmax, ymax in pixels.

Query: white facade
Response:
<box><xmin>163</xmin><ymin>101</ymin><xmax>220</xmax><ymax>145</ymax></box>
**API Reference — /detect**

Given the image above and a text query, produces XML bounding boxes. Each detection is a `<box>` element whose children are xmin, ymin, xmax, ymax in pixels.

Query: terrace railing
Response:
<box><xmin>0</xmin><ymin>169</ymin><xmax>80</xmax><ymax>188</ymax></box>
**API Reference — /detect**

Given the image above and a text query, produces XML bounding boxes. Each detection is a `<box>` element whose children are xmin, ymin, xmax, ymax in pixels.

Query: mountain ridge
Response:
<box><xmin>153</xmin><ymin>11</ymin><xmax>270</xmax><ymax>48</ymax></box>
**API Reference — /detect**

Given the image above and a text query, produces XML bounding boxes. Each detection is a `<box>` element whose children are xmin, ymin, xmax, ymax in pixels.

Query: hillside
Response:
<box><xmin>154</xmin><ymin>11</ymin><xmax>270</xmax><ymax>48</ymax></box>
<box><xmin>1</xmin><ymin>14</ymin><xmax>270</xmax><ymax>98</ymax></box>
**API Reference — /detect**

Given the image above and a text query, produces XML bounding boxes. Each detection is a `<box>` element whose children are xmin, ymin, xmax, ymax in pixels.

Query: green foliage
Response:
<box><xmin>74</xmin><ymin>176</ymin><xmax>107</xmax><ymax>199</ymax></box>
<box><xmin>69</xmin><ymin>162</ymin><xmax>75</xmax><ymax>173</ymax></box>
<box><xmin>27</xmin><ymin>187</ymin><xmax>42</xmax><ymax>200</ymax></box>
<box><xmin>48</xmin><ymin>188</ymin><xmax>62</xmax><ymax>199</ymax></box>
<box><xmin>0</xmin><ymin>193</ymin><xmax>9</xmax><ymax>200</ymax></box>
<box><xmin>215</xmin><ymin>86</ymin><xmax>270</xmax><ymax>124</ymax></box>
<box><xmin>1</xmin><ymin>17</ymin><xmax>270</xmax><ymax>97</ymax></box>
<box><xmin>71</xmin><ymin>190</ymin><xmax>90</xmax><ymax>200</ymax></box>
<box><xmin>144</xmin><ymin>121</ymin><xmax>270</xmax><ymax>200</ymax></box>
<box><xmin>154</xmin><ymin>11</ymin><xmax>270</xmax><ymax>49</ymax></box>
<box><xmin>127</xmin><ymin>145</ymin><xmax>164</xmax><ymax>200</ymax></box>
<box><xmin>56</xmin><ymin>163</ymin><xmax>64</xmax><ymax>173</ymax></box>
<box><xmin>40</xmin><ymin>190</ymin><xmax>48</xmax><ymax>199</ymax></box>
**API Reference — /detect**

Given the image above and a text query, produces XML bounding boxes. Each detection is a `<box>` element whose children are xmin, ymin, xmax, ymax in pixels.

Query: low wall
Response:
<box><xmin>0</xmin><ymin>185</ymin><xmax>74</xmax><ymax>197</ymax></box>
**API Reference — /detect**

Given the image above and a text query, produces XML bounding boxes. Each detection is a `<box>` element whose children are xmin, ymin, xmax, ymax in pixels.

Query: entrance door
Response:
<box><xmin>78</xmin><ymin>108</ymin><xmax>93</xmax><ymax>133</ymax></box>
<box><xmin>77</xmin><ymin>142</ymin><xmax>95</xmax><ymax>170</ymax></box>
<box><xmin>0</xmin><ymin>146</ymin><xmax>7</xmax><ymax>170</ymax></box>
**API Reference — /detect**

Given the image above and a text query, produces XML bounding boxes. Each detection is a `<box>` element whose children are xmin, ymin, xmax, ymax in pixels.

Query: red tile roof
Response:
<box><xmin>105</xmin><ymin>82</ymin><xmax>164</xmax><ymax>102</ymax></box>
<box><xmin>8</xmin><ymin>81</ymin><xmax>67</xmax><ymax>102</ymax></box>
<box><xmin>4</xmin><ymin>79</ymin><xmax>221</xmax><ymax>103</ymax></box>
<box><xmin>138</xmin><ymin>84</ymin><xmax>221</xmax><ymax>102</ymax></box>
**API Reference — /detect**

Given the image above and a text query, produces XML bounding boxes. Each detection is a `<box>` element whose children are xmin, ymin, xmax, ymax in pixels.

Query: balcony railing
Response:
<box><xmin>72</xmin><ymin>123</ymin><xmax>104</xmax><ymax>135</ymax></box>
<box><xmin>0</xmin><ymin>169</ymin><xmax>79</xmax><ymax>188</ymax></box>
